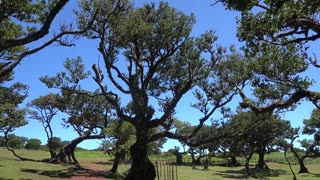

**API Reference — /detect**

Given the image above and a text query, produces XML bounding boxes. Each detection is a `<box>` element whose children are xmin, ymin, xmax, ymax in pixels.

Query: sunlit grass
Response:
<box><xmin>0</xmin><ymin>148</ymin><xmax>319</xmax><ymax>180</ymax></box>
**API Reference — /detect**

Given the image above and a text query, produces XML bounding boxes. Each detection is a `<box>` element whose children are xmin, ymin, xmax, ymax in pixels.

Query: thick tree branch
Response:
<box><xmin>238</xmin><ymin>87</ymin><xmax>320</xmax><ymax>113</ymax></box>
<box><xmin>92</xmin><ymin>64</ymin><xmax>134</xmax><ymax>124</ymax></box>
<box><xmin>98</xmin><ymin>40</ymin><xmax>130</xmax><ymax>94</ymax></box>
<box><xmin>148</xmin><ymin>130</ymin><xmax>187</xmax><ymax>143</ymax></box>
<box><xmin>0</xmin><ymin>10</ymin><xmax>99</xmax><ymax>78</ymax></box>
<box><xmin>4</xmin><ymin>128</ymin><xmax>50</xmax><ymax>162</ymax></box>
<box><xmin>274</xmin><ymin>18</ymin><xmax>320</xmax><ymax>44</ymax></box>
<box><xmin>0</xmin><ymin>0</ymin><xmax>69</xmax><ymax>51</ymax></box>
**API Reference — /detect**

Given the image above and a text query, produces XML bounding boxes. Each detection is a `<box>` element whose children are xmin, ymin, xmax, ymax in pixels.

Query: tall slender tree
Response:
<box><xmin>28</xmin><ymin>93</ymin><xmax>60</xmax><ymax>158</ymax></box>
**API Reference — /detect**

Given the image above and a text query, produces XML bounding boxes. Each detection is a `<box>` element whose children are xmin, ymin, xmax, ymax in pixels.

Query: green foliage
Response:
<box><xmin>224</xmin><ymin>110</ymin><xmax>291</xmax><ymax>157</ymax></box>
<box><xmin>47</xmin><ymin>137</ymin><xmax>68</xmax><ymax>151</ymax></box>
<box><xmin>299</xmin><ymin>109</ymin><xmax>320</xmax><ymax>157</ymax></box>
<box><xmin>303</xmin><ymin>109</ymin><xmax>320</xmax><ymax>136</ymax></box>
<box><xmin>0</xmin><ymin>0</ymin><xmax>70</xmax><ymax>78</ymax></box>
<box><xmin>4</xmin><ymin>134</ymin><xmax>27</xmax><ymax>149</ymax></box>
<box><xmin>103</xmin><ymin>120</ymin><xmax>136</xmax><ymax>155</ymax></box>
<box><xmin>40</xmin><ymin>57</ymin><xmax>91</xmax><ymax>90</ymax></box>
<box><xmin>220</xmin><ymin>0</ymin><xmax>320</xmax><ymax>44</ymax></box>
<box><xmin>59</xmin><ymin>91</ymin><xmax>110</xmax><ymax>134</ymax></box>
<box><xmin>0</xmin><ymin>0</ymin><xmax>50</xmax><ymax>59</ymax></box>
<box><xmin>45</xmin><ymin>2</ymin><xmax>243</xmax><ymax>178</ymax></box>
<box><xmin>41</xmin><ymin>57</ymin><xmax>110</xmax><ymax>136</ymax></box>
<box><xmin>215</xmin><ymin>0</ymin><xmax>256</xmax><ymax>11</ymax></box>
<box><xmin>0</xmin><ymin>75</ymin><xmax>28</xmax><ymax>133</ymax></box>
<box><xmin>25</xmin><ymin>138</ymin><xmax>42</xmax><ymax>150</ymax></box>
<box><xmin>39</xmin><ymin>1</ymin><xmax>240</xmax><ymax>150</ymax></box>
<box><xmin>28</xmin><ymin>93</ymin><xmax>60</xmax><ymax>116</ymax></box>
<box><xmin>216</xmin><ymin>0</ymin><xmax>320</xmax><ymax>111</ymax></box>
<box><xmin>27</xmin><ymin>93</ymin><xmax>60</xmax><ymax>152</ymax></box>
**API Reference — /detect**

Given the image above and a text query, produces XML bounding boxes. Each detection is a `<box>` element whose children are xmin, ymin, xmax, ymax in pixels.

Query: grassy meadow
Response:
<box><xmin>0</xmin><ymin>147</ymin><xmax>319</xmax><ymax>179</ymax></box>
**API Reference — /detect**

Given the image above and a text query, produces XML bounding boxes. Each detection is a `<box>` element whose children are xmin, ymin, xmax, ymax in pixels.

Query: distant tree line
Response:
<box><xmin>0</xmin><ymin>135</ymin><xmax>68</xmax><ymax>151</ymax></box>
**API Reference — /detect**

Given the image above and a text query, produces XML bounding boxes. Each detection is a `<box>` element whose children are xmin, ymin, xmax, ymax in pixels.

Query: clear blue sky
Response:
<box><xmin>7</xmin><ymin>0</ymin><xmax>319</xmax><ymax>151</ymax></box>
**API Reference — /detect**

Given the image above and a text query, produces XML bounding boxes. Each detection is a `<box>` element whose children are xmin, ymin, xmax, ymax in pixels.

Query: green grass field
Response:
<box><xmin>0</xmin><ymin>148</ymin><xmax>319</xmax><ymax>180</ymax></box>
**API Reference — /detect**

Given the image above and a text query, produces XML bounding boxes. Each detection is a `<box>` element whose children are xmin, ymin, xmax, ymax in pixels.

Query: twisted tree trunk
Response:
<box><xmin>290</xmin><ymin>147</ymin><xmax>309</xmax><ymax>173</ymax></box>
<box><xmin>243</xmin><ymin>150</ymin><xmax>254</xmax><ymax>177</ymax></box>
<box><xmin>110</xmin><ymin>151</ymin><xmax>122</xmax><ymax>173</ymax></box>
<box><xmin>257</xmin><ymin>146</ymin><xmax>269</xmax><ymax>170</ymax></box>
<box><xmin>4</xmin><ymin>130</ymin><xmax>50</xmax><ymax>162</ymax></box>
<box><xmin>125</xmin><ymin>128</ymin><xmax>156</xmax><ymax>180</ymax></box>
<box><xmin>298</xmin><ymin>158</ymin><xmax>309</xmax><ymax>173</ymax></box>
<box><xmin>49</xmin><ymin>133</ymin><xmax>105</xmax><ymax>167</ymax></box>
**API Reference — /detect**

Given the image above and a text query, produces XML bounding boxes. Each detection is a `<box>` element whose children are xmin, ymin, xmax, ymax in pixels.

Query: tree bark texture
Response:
<box><xmin>257</xmin><ymin>147</ymin><xmax>269</xmax><ymax>169</ymax></box>
<box><xmin>125</xmin><ymin>133</ymin><xmax>156</xmax><ymax>180</ymax></box>
<box><xmin>110</xmin><ymin>151</ymin><xmax>122</xmax><ymax>173</ymax></box>
<box><xmin>298</xmin><ymin>158</ymin><xmax>309</xmax><ymax>173</ymax></box>
<box><xmin>229</xmin><ymin>155</ymin><xmax>239</xmax><ymax>167</ymax></box>
<box><xmin>291</xmin><ymin>148</ymin><xmax>309</xmax><ymax>173</ymax></box>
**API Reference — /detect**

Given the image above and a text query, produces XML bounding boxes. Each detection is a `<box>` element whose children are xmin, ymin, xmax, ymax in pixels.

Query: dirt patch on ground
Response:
<box><xmin>70</xmin><ymin>163</ymin><xmax>110</xmax><ymax>180</ymax></box>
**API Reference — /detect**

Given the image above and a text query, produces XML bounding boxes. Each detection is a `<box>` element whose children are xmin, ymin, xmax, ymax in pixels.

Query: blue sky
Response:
<box><xmin>7</xmin><ymin>0</ymin><xmax>319</xmax><ymax>151</ymax></box>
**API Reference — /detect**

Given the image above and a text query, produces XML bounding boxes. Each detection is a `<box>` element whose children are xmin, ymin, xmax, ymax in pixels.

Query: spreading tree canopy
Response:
<box><xmin>43</xmin><ymin>1</ymin><xmax>241</xmax><ymax>179</ymax></box>
<box><xmin>216</xmin><ymin>0</ymin><xmax>320</xmax><ymax>112</ymax></box>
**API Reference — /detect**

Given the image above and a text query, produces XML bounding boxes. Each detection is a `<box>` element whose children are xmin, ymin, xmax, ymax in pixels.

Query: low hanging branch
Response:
<box><xmin>49</xmin><ymin>132</ymin><xmax>105</xmax><ymax>167</ymax></box>
<box><xmin>4</xmin><ymin>128</ymin><xmax>50</xmax><ymax>162</ymax></box>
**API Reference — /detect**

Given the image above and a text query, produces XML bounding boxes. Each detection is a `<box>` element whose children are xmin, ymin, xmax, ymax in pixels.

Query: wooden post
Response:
<box><xmin>159</xmin><ymin>160</ymin><xmax>161</xmax><ymax>178</ymax></box>
<box><xmin>167</xmin><ymin>164</ymin><xmax>171</xmax><ymax>180</ymax></box>
<box><xmin>176</xmin><ymin>165</ymin><xmax>178</xmax><ymax>180</ymax></box>
<box><xmin>171</xmin><ymin>165</ymin><xmax>174</xmax><ymax>180</ymax></box>
<box><xmin>164</xmin><ymin>161</ymin><xmax>166</xmax><ymax>180</ymax></box>
<box><xmin>157</xmin><ymin>160</ymin><xmax>160</xmax><ymax>180</ymax></box>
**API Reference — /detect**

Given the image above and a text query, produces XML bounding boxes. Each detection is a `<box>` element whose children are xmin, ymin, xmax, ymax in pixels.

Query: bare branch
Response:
<box><xmin>91</xmin><ymin>64</ymin><xmax>134</xmax><ymax>124</ymax></box>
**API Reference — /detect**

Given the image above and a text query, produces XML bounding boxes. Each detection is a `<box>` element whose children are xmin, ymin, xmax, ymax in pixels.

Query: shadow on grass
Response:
<box><xmin>216</xmin><ymin>168</ymin><xmax>247</xmax><ymax>179</ymax></box>
<box><xmin>105</xmin><ymin>171</ymin><xmax>125</xmax><ymax>179</ymax></box>
<box><xmin>22</xmin><ymin>165</ymin><xmax>116</xmax><ymax>179</ymax></box>
<box><xmin>301</xmin><ymin>173</ymin><xmax>320</xmax><ymax>178</ymax></box>
<box><xmin>216</xmin><ymin>168</ymin><xmax>287</xmax><ymax>179</ymax></box>
<box><xmin>95</xmin><ymin>161</ymin><xmax>113</xmax><ymax>166</ymax></box>
<box><xmin>71</xmin><ymin>166</ymin><xmax>109</xmax><ymax>178</ymax></box>
<box><xmin>21</xmin><ymin>167</ymin><xmax>74</xmax><ymax>178</ymax></box>
<box><xmin>0</xmin><ymin>178</ymin><xmax>14</xmax><ymax>180</ymax></box>
<box><xmin>0</xmin><ymin>177</ymin><xmax>31</xmax><ymax>180</ymax></box>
